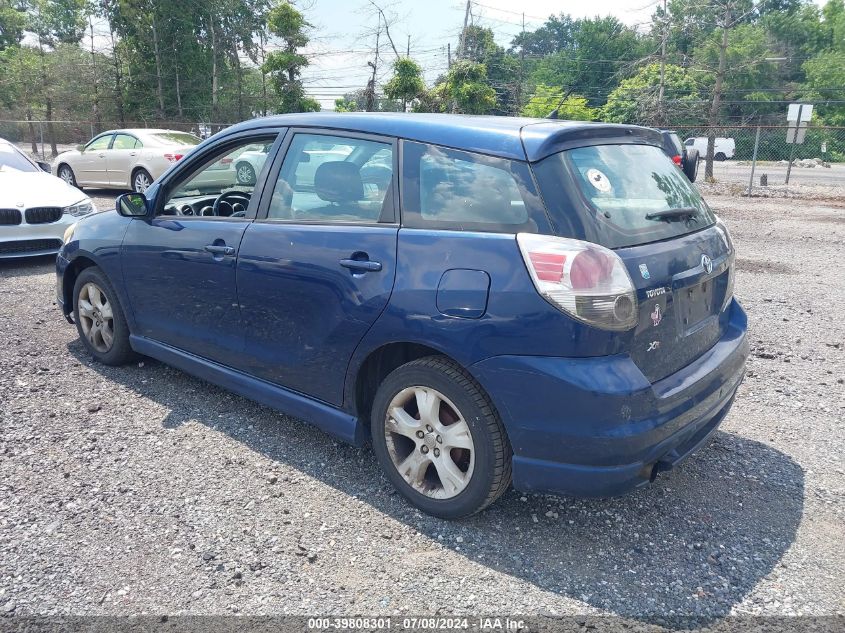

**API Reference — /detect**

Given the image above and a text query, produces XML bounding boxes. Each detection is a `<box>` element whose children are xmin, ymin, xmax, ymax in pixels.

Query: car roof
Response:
<box><xmin>223</xmin><ymin>113</ymin><xmax>663</xmax><ymax>162</ymax></box>
<box><xmin>94</xmin><ymin>129</ymin><xmax>196</xmax><ymax>137</ymax></box>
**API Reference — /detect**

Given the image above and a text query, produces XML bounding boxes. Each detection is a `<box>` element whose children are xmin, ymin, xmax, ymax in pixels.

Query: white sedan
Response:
<box><xmin>53</xmin><ymin>128</ymin><xmax>234</xmax><ymax>193</ymax></box>
<box><xmin>0</xmin><ymin>138</ymin><xmax>96</xmax><ymax>258</ymax></box>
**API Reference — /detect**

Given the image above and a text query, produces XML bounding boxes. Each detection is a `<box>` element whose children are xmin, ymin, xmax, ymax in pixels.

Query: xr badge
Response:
<box><xmin>639</xmin><ymin>263</ymin><xmax>650</xmax><ymax>280</ymax></box>
<box><xmin>650</xmin><ymin>304</ymin><xmax>662</xmax><ymax>327</ymax></box>
<box><xmin>647</xmin><ymin>341</ymin><xmax>660</xmax><ymax>352</ymax></box>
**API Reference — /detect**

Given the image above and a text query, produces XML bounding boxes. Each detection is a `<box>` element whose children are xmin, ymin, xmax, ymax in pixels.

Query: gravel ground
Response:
<box><xmin>0</xmin><ymin>192</ymin><xmax>843</xmax><ymax>624</ymax></box>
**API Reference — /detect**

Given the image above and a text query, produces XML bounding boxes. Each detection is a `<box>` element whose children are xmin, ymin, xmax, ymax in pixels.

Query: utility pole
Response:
<box><xmin>88</xmin><ymin>16</ymin><xmax>101</xmax><ymax>133</ymax></box>
<box><xmin>447</xmin><ymin>42</ymin><xmax>451</xmax><ymax>68</ymax></box>
<box><xmin>457</xmin><ymin>0</ymin><xmax>471</xmax><ymax>60</ymax></box>
<box><xmin>705</xmin><ymin>0</ymin><xmax>731</xmax><ymax>181</ymax></box>
<box><xmin>657</xmin><ymin>0</ymin><xmax>667</xmax><ymax>126</ymax></box>
<box><xmin>407</xmin><ymin>34</ymin><xmax>410</xmax><ymax>57</ymax></box>
<box><xmin>516</xmin><ymin>12</ymin><xmax>525</xmax><ymax>116</ymax></box>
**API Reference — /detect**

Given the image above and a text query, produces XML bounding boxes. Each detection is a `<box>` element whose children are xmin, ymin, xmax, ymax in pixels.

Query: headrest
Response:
<box><xmin>314</xmin><ymin>161</ymin><xmax>364</xmax><ymax>203</ymax></box>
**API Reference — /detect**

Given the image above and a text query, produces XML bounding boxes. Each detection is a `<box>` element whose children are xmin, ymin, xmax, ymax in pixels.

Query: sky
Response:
<box><xmin>300</xmin><ymin>0</ymin><xmax>669</xmax><ymax>109</ymax></box>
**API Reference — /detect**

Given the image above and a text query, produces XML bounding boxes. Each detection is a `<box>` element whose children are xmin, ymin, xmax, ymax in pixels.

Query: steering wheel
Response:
<box><xmin>212</xmin><ymin>190</ymin><xmax>251</xmax><ymax>217</ymax></box>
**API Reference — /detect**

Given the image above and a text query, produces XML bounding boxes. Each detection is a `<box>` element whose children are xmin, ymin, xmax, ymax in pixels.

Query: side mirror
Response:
<box><xmin>77</xmin><ymin>144</ymin><xmax>86</xmax><ymax>152</ymax></box>
<box><xmin>116</xmin><ymin>192</ymin><xmax>149</xmax><ymax>217</ymax></box>
<box><xmin>37</xmin><ymin>161</ymin><xmax>51</xmax><ymax>172</ymax></box>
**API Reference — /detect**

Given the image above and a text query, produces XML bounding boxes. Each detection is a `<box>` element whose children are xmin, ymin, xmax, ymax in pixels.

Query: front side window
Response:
<box><xmin>0</xmin><ymin>142</ymin><xmax>38</xmax><ymax>172</ymax></box>
<box><xmin>401</xmin><ymin>141</ymin><xmax>542</xmax><ymax>232</ymax></box>
<box><xmin>533</xmin><ymin>143</ymin><xmax>716</xmax><ymax>249</ymax></box>
<box><xmin>267</xmin><ymin>133</ymin><xmax>394</xmax><ymax>223</ymax></box>
<box><xmin>86</xmin><ymin>135</ymin><xmax>112</xmax><ymax>151</ymax></box>
<box><xmin>161</xmin><ymin>135</ymin><xmax>277</xmax><ymax>217</ymax></box>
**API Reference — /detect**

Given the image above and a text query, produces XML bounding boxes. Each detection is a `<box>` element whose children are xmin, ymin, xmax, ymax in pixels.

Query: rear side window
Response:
<box><xmin>401</xmin><ymin>141</ymin><xmax>546</xmax><ymax>233</ymax></box>
<box><xmin>533</xmin><ymin>143</ymin><xmax>715</xmax><ymax>249</ymax></box>
<box><xmin>151</xmin><ymin>132</ymin><xmax>201</xmax><ymax>146</ymax></box>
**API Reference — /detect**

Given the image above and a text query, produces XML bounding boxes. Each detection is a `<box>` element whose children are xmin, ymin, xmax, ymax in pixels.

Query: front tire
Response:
<box><xmin>371</xmin><ymin>356</ymin><xmax>512</xmax><ymax>519</ymax></box>
<box><xmin>58</xmin><ymin>164</ymin><xmax>80</xmax><ymax>189</ymax></box>
<box><xmin>73</xmin><ymin>267</ymin><xmax>135</xmax><ymax>366</ymax></box>
<box><xmin>132</xmin><ymin>168</ymin><xmax>153</xmax><ymax>193</ymax></box>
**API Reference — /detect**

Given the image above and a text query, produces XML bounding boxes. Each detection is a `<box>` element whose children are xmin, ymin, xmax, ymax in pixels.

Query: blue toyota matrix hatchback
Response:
<box><xmin>57</xmin><ymin>114</ymin><xmax>748</xmax><ymax>518</ymax></box>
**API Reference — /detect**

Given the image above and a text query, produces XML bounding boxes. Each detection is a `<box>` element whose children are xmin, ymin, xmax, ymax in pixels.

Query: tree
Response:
<box><xmin>263</xmin><ymin>1</ymin><xmax>319</xmax><ymax>113</ymax></box>
<box><xmin>442</xmin><ymin>60</ymin><xmax>497</xmax><ymax>114</ymax></box>
<box><xmin>384</xmin><ymin>57</ymin><xmax>425</xmax><ymax>111</ymax></box>
<box><xmin>603</xmin><ymin>63</ymin><xmax>702</xmax><ymax>125</ymax></box>
<box><xmin>0</xmin><ymin>0</ymin><xmax>25</xmax><ymax>50</ymax></box>
<box><xmin>528</xmin><ymin>16</ymin><xmax>651</xmax><ymax>108</ymax></box>
<box><xmin>521</xmin><ymin>85</ymin><xmax>595</xmax><ymax>120</ymax></box>
<box><xmin>24</xmin><ymin>0</ymin><xmax>87</xmax><ymax>156</ymax></box>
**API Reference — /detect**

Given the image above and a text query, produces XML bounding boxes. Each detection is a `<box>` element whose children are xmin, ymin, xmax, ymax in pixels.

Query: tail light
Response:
<box><xmin>517</xmin><ymin>233</ymin><xmax>638</xmax><ymax>330</ymax></box>
<box><xmin>219</xmin><ymin>158</ymin><xmax>233</xmax><ymax>166</ymax></box>
<box><xmin>672</xmin><ymin>155</ymin><xmax>682</xmax><ymax>165</ymax></box>
<box><xmin>164</xmin><ymin>153</ymin><xmax>184</xmax><ymax>163</ymax></box>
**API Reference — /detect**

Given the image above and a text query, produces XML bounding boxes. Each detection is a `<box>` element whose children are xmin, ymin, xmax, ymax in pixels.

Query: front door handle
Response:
<box><xmin>340</xmin><ymin>258</ymin><xmax>382</xmax><ymax>272</ymax></box>
<box><xmin>205</xmin><ymin>244</ymin><xmax>235</xmax><ymax>256</ymax></box>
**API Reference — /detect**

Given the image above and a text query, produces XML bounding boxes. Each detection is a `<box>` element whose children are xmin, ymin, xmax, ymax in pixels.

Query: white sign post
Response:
<box><xmin>785</xmin><ymin>103</ymin><xmax>813</xmax><ymax>184</ymax></box>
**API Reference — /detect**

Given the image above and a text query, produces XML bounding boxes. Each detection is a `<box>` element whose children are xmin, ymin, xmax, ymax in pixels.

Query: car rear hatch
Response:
<box><xmin>529</xmin><ymin>135</ymin><xmax>735</xmax><ymax>383</ymax></box>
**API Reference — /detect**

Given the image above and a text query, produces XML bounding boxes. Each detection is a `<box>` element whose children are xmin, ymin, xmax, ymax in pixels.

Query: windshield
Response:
<box><xmin>0</xmin><ymin>143</ymin><xmax>38</xmax><ymax>173</ymax></box>
<box><xmin>533</xmin><ymin>143</ymin><xmax>715</xmax><ymax>249</ymax></box>
<box><xmin>150</xmin><ymin>132</ymin><xmax>201</xmax><ymax>146</ymax></box>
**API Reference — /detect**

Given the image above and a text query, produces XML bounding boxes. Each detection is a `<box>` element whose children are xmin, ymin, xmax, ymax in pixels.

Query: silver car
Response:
<box><xmin>0</xmin><ymin>138</ymin><xmax>96</xmax><ymax>258</ymax></box>
<box><xmin>53</xmin><ymin>129</ymin><xmax>234</xmax><ymax>193</ymax></box>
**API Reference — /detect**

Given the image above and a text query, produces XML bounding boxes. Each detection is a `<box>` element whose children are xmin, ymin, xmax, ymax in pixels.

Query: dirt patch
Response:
<box><xmin>735</xmin><ymin>257</ymin><xmax>796</xmax><ymax>274</ymax></box>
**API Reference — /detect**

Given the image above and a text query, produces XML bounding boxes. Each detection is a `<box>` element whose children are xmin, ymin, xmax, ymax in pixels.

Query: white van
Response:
<box><xmin>684</xmin><ymin>137</ymin><xmax>735</xmax><ymax>161</ymax></box>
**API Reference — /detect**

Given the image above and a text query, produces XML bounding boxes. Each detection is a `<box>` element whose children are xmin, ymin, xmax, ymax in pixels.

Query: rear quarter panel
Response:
<box><xmin>345</xmin><ymin>228</ymin><xmax>636</xmax><ymax>407</ymax></box>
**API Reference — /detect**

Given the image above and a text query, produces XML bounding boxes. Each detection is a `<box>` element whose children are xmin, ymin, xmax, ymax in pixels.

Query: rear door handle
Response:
<box><xmin>340</xmin><ymin>259</ymin><xmax>382</xmax><ymax>272</ymax></box>
<box><xmin>205</xmin><ymin>244</ymin><xmax>235</xmax><ymax>256</ymax></box>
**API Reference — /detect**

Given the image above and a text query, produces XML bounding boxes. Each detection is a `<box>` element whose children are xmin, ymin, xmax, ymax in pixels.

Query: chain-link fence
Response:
<box><xmin>672</xmin><ymin>125</ymin><xmax>845</xmax><ymax>191</ymax></box>
<box><xmin>3</xmin><ymin>119</ymin><xmax>844</xmax><ymax>194</ymax></box>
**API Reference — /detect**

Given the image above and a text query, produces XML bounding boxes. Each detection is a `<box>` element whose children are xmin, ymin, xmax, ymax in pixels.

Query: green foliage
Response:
<box><xmin>384</xmin><ymin>57</ymin><xmax>425</xmax><ymax>106</ymax></box>
<box><xmin>263</xmin><ymin>1</ymin><xmax>318</xmax><ymax>113</ymax></box>
<box><xmin>334</xmin><ymin>97</ymin><xmax>358</xmax><ymax>112</ymax></box>
<box><xmin>0</xmin><ymin>0</ymin><xmax>26</xmax><ymax>49</ymax></box>
<box><xmin>443</xmin><ymin>60</ymin><xmax>497</xmax><ymax>115</ymax></box>
<box><xmin>521</xmin><ymin>85</ymin><xmax>595</xmax><ymax>120</ymax></box>
<box><xmin>528</xmin><ymin>16</ymin><xmax>651</xmax><ymax>108</ymax></box>
<box><xmin>602</xmin><ymin>63</ymin><xmax>703</xmax><ymax>125</ymax></box>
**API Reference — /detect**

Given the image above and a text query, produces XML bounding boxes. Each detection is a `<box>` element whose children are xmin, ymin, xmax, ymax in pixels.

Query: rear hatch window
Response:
<box><xmin>532</xmin><ymin>143</ymin><xmax>732</xmax><ymax>383</ymax></box>
<box><xmin>533</xmin><ymin>143</ymin><xmax>714</xmax><ymax>249</ymax></box>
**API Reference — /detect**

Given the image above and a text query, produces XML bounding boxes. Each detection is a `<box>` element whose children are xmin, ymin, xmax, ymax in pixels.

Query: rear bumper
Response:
<box><xmin>471</xmin><ymin>299</ymin><xmax>748</xmax><ymax>497</ymax></box>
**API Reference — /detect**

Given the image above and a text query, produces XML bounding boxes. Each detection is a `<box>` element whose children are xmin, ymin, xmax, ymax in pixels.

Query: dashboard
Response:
<box><xmin>161</xmin><ymin>191</ymin><xmax>252</xmax><ymax>218</ymax></box>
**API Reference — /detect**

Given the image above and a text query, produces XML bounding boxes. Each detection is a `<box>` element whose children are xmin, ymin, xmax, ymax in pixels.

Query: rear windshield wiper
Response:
<box><xmin>645</xmin><ymin>207</ymin><xmax>699</xmax><ymax>221</ymax></box>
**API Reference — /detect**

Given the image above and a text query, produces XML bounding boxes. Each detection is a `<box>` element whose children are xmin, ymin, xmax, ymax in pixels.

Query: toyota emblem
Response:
<box><xmin>701</xmin><ymin>254</ymin><xmax>713</xmax><ymax>274</ymax></box>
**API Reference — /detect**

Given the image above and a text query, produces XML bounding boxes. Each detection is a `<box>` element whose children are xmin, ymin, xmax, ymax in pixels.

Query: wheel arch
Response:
<box><xmin>130</xmin><ymin>165</ymin><xmax>153</xmax><ymax>189</ymax></box>
<box><xmin>62</xmin><ymin>254</ymin><xmax>99</xmax><ymax>315</ymax></box>
<box><xmin>348</xmin><ymin>341</ymin><xmax>497</xmax><ymax>433</ymax></box>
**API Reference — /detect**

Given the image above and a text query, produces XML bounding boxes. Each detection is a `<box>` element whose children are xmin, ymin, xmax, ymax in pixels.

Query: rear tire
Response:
<box><xmin>371</xmin><ymin>356</ymin><xmax>512</xmax><ymax>519</ymax></box>
<box><xmin>73</xmin><ymin>267</ymin><xmax>135</xmax><ymax>366</ymax></box>
<box><xmin>683</xmin><ymin>149</ymin><xmax>700</xmax><ymax>182</ymax></box>
<box><xmin>236</xmin><ymin>162</ymin><xmax>256</xmax><ymax>185</ymax></box>
<box><xmin>132</xmin><ymin>168</ymin><xmax>153</xmax><ymax>193</ymax></box>
<box><xmin>58</xmin><ymin>164</ymin><xmax>80</xmax><ymax>189</ymax></box>
<box><xmin>714</xmin><ymin>152</ymin><xmax>727</xmax><ymax>162</ymax></box>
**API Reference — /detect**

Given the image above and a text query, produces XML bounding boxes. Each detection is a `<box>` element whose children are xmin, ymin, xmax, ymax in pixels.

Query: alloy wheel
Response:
<box><xmin>134</xmin><ymin>171</ymin><xmax>151</xmax><ymax>192</ymax></box>
<box><xmin>384</xmin><ymin>386</ymin><xmax>475</xmax><ymax>499</ymax></box>
<box><xmin>237</xmin><ymin>164</ymin><xmax>255</xmax><ymax>184</ymax></box>
<box><xmin>77</xmin><ymin>282</ymin><xmax>114</xmax><ymax>353</ymax></box>
<box><xmin>59</xmin><ymin>167</ymin><xmax>74</xmax><ymax>185</ymax></box>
